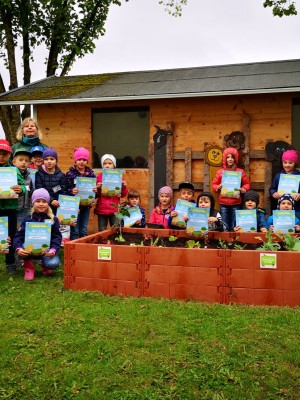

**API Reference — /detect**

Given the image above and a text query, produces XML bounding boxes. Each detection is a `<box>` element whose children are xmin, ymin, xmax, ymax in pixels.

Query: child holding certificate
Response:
<box><xmin>212</xmin><ymin>147</ymin><xmax>250</xmax><ymax>231</ymax></box>
<box><xmin>122</xmin><ymin>189</ymin><xmax>146</xmax><ymax>228</ymax></box>
<box><xmin>266</xmin><ymin>194</ymin><xmax>300</xmax><ymax>233</ymax></box>
<box><xmin>148</xmin><ymin>186</ymin><xmax>174</xmax><ymax>229</ymax></box>
<box><xmin>13</xmin><ymin>188</ymin><xmax>62</xmax><ymax>281</ymax></box>
<box><xmin>196</xmin><ymin>192</ymin><xmax>225</xmax><ymax>231</ymax></box>
<box><xmin>94</xmin><ymin>154</ymin><xmax>128</xmax><ymax>231</ymax></box>
<box><xmin>35</xmin><ymin>148</ymin><xmax>68</xmax><ymax>215</ymax></box>
<box><xmin>269</xmin><ymin>149</ymin><xmax>300</xmax><ymax>219</ymax></box>
<box><xmin>234</xmin><ymin>190</ymin><xmax>268</xmax><ymax>233</ymax></box>
<box><xmin>66</xmin><ymin>147</ymin><xmax>96</xmax><ymax>240</ymax></box>
<box><xmin>0</xmin><ymin>140</ymin><xmax>26</xmax><ymax>274</ymax></box>
<box><xmin>169</xmin><ymin>182</ymin><xmax>196</xmax><ymax>229</ymax></box>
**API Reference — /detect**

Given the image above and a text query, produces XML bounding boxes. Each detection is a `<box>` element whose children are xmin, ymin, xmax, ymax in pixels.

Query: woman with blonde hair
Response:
<box><xmin>12</xmin><ymin>117</ymin><xmax>48</xmax><ymax>156</ymax></box>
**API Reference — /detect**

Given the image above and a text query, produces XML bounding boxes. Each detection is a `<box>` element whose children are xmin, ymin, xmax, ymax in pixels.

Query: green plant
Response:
<box><xmin>112</xmin><ymin>203</ymin><xmax>130</xmax><ymax>242</ymax></box>
<box><xmin>186</xmin><ymin>240</ymin><xmax>201</xmax><ymax>248</ymax></box>
<box><xmin>278</xmin><ymin>233</ymin><xmax>300</xmax><ymax>251</ymax></box>
<box><xmin>233</xmin><ymin>242</ymin><xmax>247</xmax><ymax>250</ymax></box>
<box><xmin>168</xmin><ymin>235</ymin><xmax>178</xmax><ymax>242</ymax></box>
<box><xmin>256</xmin><ymin>230</ymin><xmax>281</xmax><ymax>251</ymax></box>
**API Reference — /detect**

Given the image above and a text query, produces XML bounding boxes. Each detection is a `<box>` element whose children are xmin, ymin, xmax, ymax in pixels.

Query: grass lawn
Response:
<box><xmin>0</xmin><ymin>251</ymin><xmax>300</xmax><ymax>400</ymax></box>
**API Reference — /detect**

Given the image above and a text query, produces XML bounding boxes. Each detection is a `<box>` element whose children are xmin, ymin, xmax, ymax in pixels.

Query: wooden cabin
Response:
<box><xmin>1</xmin><ymin>59</ymin><xmax>300</xmax><ymax>233</ymax></box>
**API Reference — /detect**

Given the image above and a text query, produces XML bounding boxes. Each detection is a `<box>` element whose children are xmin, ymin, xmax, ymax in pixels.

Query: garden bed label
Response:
<box><xmin>260</xmin><ymin>253</ymin><xmax>277</xmax><ymax>269</ymax></box>
<box><xmin>98</xmin><ymin>246</ymin><xmax>112</xmax><ymax>260</ymax></box>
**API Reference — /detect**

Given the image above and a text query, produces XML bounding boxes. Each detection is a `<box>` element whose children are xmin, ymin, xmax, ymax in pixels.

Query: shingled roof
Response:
<box><xmin>1</xmin><ymin>59</ymin><xmax>300</xmax><ymax>105</ymax></box>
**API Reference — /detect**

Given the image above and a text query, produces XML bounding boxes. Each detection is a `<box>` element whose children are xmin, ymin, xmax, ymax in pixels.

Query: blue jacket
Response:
<box><xmin>266</xmin><ymin>214</ymin><xmax>300</xmax><ymax>230</ymax></box>
<box><xmin>13</xmin><ymin>212</ymin><xmax>62</xmax><ymax>253</ymax></box>
<box><xmin>257</xmin><ymin>208</ymin><xmax>268</xmax><ymax>231</ymax></box>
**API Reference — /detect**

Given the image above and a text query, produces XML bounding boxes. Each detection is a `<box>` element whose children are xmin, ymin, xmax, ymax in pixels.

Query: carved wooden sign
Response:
<box><xmin>205</xmin><ymin>145</ymin><xmax>223</xmax><ymax>167</ymax></box>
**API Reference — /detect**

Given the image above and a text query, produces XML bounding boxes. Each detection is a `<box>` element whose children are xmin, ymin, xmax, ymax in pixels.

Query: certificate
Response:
<box><xmin>221</xmin><ymin>170</ymin><xmax>242</xmax><ymax>198</ymax></box>
<box><xmin>236</xmin><ymin>210</ymin><xmax>257</xmax><ymax>232</ymax></box>
<box><xmin>57</xmin><ymin>195</ymin><xmax>80</xmax><ymax>226</ymax></box>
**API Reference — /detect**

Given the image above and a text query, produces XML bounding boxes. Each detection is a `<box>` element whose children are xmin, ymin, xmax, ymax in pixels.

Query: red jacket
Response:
<box><xmin>94</xmin><ymin>172</ymin><xmax>128</xmax><ymax>215</ymax></box>
<box><xmin>211</xmin><ymin>148</ymin><xmax>250</xmax><ymax>206</ymax></box>
<box><xmin>148</xmin><ymin>205</ymin><xmax>174</xmax><ymax>229</ymax></box>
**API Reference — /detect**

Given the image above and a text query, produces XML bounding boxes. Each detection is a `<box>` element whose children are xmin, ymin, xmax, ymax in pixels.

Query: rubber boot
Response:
<box><xmin>41</xmin><ymin>263</ymin><xmax>53</xmax><ymax>276</ymax></box>
<box><xmin>24</xmin><ymin>260</ymin><xmax>35</xmax><ymax>281</ymax></box>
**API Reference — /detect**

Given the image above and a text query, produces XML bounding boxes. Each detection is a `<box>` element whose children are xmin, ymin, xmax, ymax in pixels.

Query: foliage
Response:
<box><xmin>255</xmin><ymin>230</ymin><xmax>281</xmax><ymax>251</ymax></box>
<box><xmin>263</xmin><ymin>0</ymin><xmax>297</xmax><ymax>16</ymax></box>
<box><xmin>113</xmin><ymin>203</ymin><xmax>130</xmax><ymax>242</ymax></box>
<box><xmin>186</xmin><ymin>239</ymin><xmax>201</xmax><ymax>248</ymax></box>
<box><xmin>278</xmin><ymin>232</ymin><xmax>300</xmax><ymax>251</ymax></box>
<box><xmin>0</xmin><ymin>0</ymin><xmax>124</xmax><ymax>141</ymax></box>
<box><xmin>160</xmin><ymin>0</ymin><xmax>298</xmax><ymax>17</ymax></box>
<box><xmin>1</xmin><ymin>255</ymin><xmax>300</xmax><ymax>399</ymax></box>
<box><xmin>168</xmin><ymin>235</ymin><xmax>178</xmax><ymax>242</ymax></box>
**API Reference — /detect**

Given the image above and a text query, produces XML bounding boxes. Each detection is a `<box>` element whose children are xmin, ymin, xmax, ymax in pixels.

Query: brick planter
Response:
<box><xmin>64</xmin><ymin>228</ymin><xmax>300</xmax><ymax>306</ymax></box>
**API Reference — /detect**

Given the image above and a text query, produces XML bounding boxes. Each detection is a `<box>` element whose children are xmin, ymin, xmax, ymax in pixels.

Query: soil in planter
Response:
<box><xmin>97</xmin><ymin>232</ymin><xmax>259</xmax><ymax>249</ymax></box>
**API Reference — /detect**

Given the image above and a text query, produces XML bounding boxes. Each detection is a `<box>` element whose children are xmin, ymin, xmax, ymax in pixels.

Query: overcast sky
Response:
<box><xmin>1</xmin><ymin>0</ymin><xmax>300</xmax><ymax>136</ymax></box>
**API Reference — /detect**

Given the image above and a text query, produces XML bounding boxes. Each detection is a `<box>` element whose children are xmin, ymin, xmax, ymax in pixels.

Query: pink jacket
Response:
<box><xmin>94</xmin><ymin>172</ymin><xmax>128</xmax><ymax>215</ymax></box>
<box><xmin>148</xmin><ymin>205</ymin><xmax>174</xmax><ymax>229</ymax></box>
<box><xmin>211</xmin><ymin>148</ymin><xmax>250</xmax><ymax>206</ymax></box>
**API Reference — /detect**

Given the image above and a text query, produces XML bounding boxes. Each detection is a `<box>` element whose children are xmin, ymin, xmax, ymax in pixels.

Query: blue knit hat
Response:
<box><xmin>43</xmin><ymin>147</ymin><xmax>57</xmax><ymax>161</ymax></box>
<box><xmin>277</xmin><ymin>194</ymin><xmax>294</xmax><ymax>209</ymax></box>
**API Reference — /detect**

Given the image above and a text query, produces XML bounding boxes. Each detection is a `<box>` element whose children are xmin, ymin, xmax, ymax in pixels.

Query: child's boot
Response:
<box><xmin>24</xmin><ymin>260</ymin><xmax>35</xmax><ymax>281</ymax></box>
<box><xmin>41</xmin><ymin>263</ymin><xmax>53</xmax><ymax>276</ymax></box>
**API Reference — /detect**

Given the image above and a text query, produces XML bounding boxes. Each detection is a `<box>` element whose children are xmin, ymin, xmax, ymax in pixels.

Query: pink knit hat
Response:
<box><xmin>282</xmin><ymin>149</ymin><xmax>298</xmax><ymax>164</ymax></box>
<box><xmin>74</xmin><ymin>147</ymin><xmax>89</xmax><ymax>162</ymax></box>
<box><xmin>158</xmin><ymin>186</ymin><xmax>173</xmax><ymax>198</ymax></box>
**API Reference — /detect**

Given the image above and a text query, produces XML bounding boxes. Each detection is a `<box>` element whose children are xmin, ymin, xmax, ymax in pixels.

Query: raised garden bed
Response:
<box><xmin>64</xmin><ymin>228</ymin><xmax>300</xmax><ymax>306</ymax></box>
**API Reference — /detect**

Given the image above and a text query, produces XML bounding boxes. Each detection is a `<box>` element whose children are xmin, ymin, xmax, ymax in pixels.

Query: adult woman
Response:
<box><xmin>12</xmin><ymin>117</ymin><xmax>48</xmax><ymax>156</ymax></box>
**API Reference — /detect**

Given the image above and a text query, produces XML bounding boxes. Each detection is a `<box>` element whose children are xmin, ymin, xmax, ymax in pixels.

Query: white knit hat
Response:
<box><xmin>101</xmin><ymin>154</ymin><xmax>116</xmax><ymax>168</ymax></box>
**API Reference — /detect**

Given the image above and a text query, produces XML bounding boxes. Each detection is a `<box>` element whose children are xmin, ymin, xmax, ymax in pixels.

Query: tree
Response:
<box><xmin>159</xmin><ymin>0</ymin><xmax>297</xmax><ymax>17</ymax></box>
<box><xmin>0</xmin><ymin>0</ymin><xmax>125</xmax><ymax>143</ymax></box>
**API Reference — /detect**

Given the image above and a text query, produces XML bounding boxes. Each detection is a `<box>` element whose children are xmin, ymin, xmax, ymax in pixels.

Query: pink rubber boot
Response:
<box><xmin>24</xmin><ymin>260</ymin><xmax>35</xmax><ymax>281</ymax></box>
<box><xmin>41</xmin><ymin>263</ymin><xmax>53</xmax><ymax>276</ymax></box>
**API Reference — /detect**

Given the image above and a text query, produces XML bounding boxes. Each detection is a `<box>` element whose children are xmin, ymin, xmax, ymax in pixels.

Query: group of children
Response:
<box><xmin>1</xmin><ymin>118</ymin><xmax>300</xmax><ymax>281</ymax></box>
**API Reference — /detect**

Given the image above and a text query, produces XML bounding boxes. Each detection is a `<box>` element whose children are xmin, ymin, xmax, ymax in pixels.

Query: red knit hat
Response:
<box><xmin>0</xmin><ymin>139</ymin><xmax>12</xmax><ymax>153</ymax></box>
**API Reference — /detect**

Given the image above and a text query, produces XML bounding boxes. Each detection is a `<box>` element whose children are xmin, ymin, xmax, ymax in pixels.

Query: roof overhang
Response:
<box><xmin>1</xmin><ymin>87</ymin><xmax>299</xmax><ymax>106</ymax></box>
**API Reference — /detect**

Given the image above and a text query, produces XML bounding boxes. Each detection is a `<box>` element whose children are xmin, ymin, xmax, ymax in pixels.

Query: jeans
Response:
<box><xmin>70</xmin><ymin>206</ymin><xmax>91</xmax><ymax>240</ymax></box>
<box><xmin>41</xmin><ymin>254</ymin><xmax>60</xmax><ymax>270</ymax></box>
<box><xmin>97</xmin><ymin>214</ymin><xmax>118</xmax><ymax>231</ymax></box>
<box><xmin>220</xmin><ymin>204</ymin><xmax>241</xmax><ymax>232</ymax></box>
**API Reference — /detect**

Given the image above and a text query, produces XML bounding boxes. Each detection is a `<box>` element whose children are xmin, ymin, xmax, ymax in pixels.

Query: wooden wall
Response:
<box><xmin>36</xmin><ymin>93</ymin><xmax>293</xmax><ymax>233</ymax></box>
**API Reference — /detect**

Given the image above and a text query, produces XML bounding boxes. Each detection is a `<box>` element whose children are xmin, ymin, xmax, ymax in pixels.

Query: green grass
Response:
<box><xmin>0</xmin><ymin>253</ymin><xmax>300</xmax><ymax>400</ymax></box>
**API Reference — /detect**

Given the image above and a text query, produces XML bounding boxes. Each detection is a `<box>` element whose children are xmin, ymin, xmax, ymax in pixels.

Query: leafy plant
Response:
<box><xmin>113</xmin><ymin>203</ymin><xmax>130</xmax><ymax>243</ymax></box>
<box><xmin>233</xmin><ymin>242</ymin><xmax>247</xmax><ymax>250</ymax></box>
<box><xmin>186</xmin><ymin>240</ymin><xmax>201</xmax><ymax>248</ymax></box>
<box><xmin>255</xmin><ymin>230</ymin><xmax>281</xmax><ymax>251</ymax></box>
<box><xmin>278</xmin><ymin>233</ymin><xmax>300</xmax><ymax>251</ymax></box>
<box><xmin>168</xmin><ymin>235</ymin><xmax>178</xmax><ymax>242</ymax></box>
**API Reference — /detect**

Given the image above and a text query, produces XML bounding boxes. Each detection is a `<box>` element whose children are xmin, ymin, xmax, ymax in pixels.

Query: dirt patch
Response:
<box><xmin>97</xmin><ymin>231</ymin><xmax>260</xmax><ymax>249</ymax></box>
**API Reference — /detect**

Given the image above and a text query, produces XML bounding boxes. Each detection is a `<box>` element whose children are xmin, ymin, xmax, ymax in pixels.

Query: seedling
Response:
<box><xmin>255</xmin><ymin>230</ymin><xmax>281</xmax><ymax>252</ymax></box>
<box><xmin>168</xmin><ymin>235</ymin><xmax>178</xmax><ymax>242</ymax></box>
<box><xmin>186</xmin><ymin>240</ymin><xmax>201</xmax><ymax>248</ymax></box>
<box><xmin>113</xmin><ymin>203</ymin><xmax>130</xmax><ymax>243</ymax></box>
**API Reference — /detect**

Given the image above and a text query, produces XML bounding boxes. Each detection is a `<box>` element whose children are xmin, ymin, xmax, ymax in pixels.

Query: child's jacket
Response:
<box><xmin>13</xmin><ymin>212</ymin><xmax>62</xmax><ymax>254</ymax></box>
<box><xmin>35</xmin><ymin>166</ymin><xmax>68</xmax><ymax>203</ymax></box>
<box><xmin>212</xmin><ymin>148</ymin><xmax>250</xmax><ymax>206</ymax></box>
<box><xmin>94</xmin><ymin>172</ymin><xmax>128</xmax><ymax>215</ymax></box>
<box><xmin>17</xmin><ymin>169</ymin><xmax>33</xmax><ymax>210</ymax></box>
<box><xmin>148</xmin><ymin>205</ymin><xmax>174</xmax><ymax>229</ymax></box>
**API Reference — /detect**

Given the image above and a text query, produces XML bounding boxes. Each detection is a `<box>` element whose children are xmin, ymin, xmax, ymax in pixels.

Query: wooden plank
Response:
<box><xmin>184</xmin><ymin>147</ymin><xmax>192</xmax><ymax>182</ymax></box>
